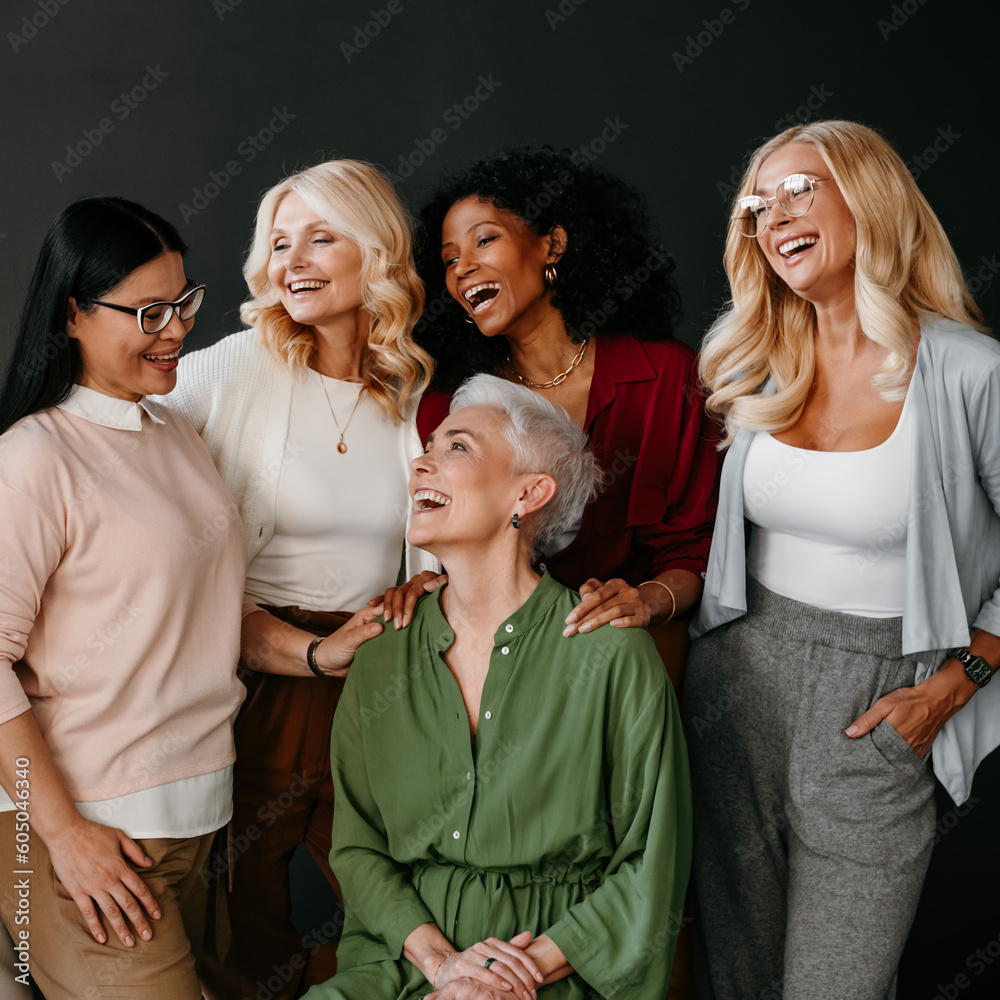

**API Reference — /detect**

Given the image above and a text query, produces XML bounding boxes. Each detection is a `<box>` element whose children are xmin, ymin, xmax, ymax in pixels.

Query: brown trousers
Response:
<box><xmin>0</xmin><ymin>813</ymin><xmax>213</xmax><ymax>1000</ymax></box>
<box><xmin>201</xmin><ymin>607</ymin><xmax>349</xmax><ymax>1000</ymax></box>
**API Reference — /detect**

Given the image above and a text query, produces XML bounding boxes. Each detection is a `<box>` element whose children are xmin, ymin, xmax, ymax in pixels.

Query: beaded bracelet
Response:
<box><xmin>432</xmin><ymin>952</ymin><xmax>454</xmax><ymax>988</ymax></box>
<box><xmin>639</xmin><ymin>579</ymin><xmax>677</xmax><ymax>622</ymax></box>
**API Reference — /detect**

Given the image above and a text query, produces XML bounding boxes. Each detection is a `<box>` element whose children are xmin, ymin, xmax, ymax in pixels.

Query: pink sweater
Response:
<box><xmin>0</xmin><ymin>390</ymin><xmax>246</xmax><ymax>801</ymax></box>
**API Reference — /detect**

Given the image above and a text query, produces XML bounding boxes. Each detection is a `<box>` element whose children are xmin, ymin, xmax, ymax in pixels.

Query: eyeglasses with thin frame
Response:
<box><xmin>730</xmin><ymin>175</ymin><xmax>831</xmax><ymax>238</ymax></box>
<box><xmin>86</xmin><ymin>283</ymin><xmax>207</xmax><ymax>334</ymax></box>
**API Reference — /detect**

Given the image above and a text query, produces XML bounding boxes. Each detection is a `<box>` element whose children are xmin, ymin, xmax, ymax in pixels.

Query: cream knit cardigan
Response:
<box><xmin>153</xmin><ymin>329</ymin><xmax>439</xmax><ymax>592</ymax></box>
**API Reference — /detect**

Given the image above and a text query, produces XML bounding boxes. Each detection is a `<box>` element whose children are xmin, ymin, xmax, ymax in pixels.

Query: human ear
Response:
<box><xmin>66</xmin><ymin>297</ymin><xmax>83</xmax><ymax>340</ymax></box>
<box><xmin>546</xmin><ymin>225</ymin><xmax>568</xmax><ymax>263</ymax></box>
<box><xmin>518</xmin><ymin>473</ymin><xmax>558</xmax><ymax>517</ymax></box>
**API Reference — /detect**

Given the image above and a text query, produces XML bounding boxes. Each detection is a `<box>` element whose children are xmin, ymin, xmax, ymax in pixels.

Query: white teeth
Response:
<box><xmin>289</xmin><ymin>280</ymin><xmax>328</xmax><ymax>292</ymax></box>
<box><xmin>779</xmin><ymin>236</ymin><xmax>818</xmax><ymax>257</ymax></box>
<box><xmin>413</xmin><ymin>489</ymin><xmax>452</xmax><ymax>510</ymax></box>
<box><xmin>463</xmin><ymin>282</ymin><xmax>499</xmax><ymax>301</ymax></box>
<box><xmin>144</xmin><ymin>351</ymin><xmax>179</xmax><ymax>362</ymax></box>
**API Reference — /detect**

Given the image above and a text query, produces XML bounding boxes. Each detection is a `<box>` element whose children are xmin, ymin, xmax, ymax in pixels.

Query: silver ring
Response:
<box><xmin>484</xmin><ymin>957</ymin><xmax>497</xmax><ymax>969</ymax></box>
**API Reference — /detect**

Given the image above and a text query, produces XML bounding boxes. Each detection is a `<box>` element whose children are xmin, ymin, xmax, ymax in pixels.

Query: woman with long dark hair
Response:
<box><xmin>0</xmin><ymin>196</ymin><xmax>248</xmax><ymax>998</ymax></box>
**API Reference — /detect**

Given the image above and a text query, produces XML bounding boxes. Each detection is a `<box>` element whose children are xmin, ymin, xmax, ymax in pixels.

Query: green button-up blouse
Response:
<box><xmin>305</xmin><ymin>572</ymin><xmax>692</xmax><ymax>1000</ymax></box>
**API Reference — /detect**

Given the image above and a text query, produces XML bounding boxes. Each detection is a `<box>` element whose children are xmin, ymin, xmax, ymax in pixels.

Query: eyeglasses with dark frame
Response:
<box><xmin>86</xmin><ymin>283</ymin><xmax>207</xmax><ymax>334</ymax></box>
<box><xmin>731</xmin><ymin>175</ymin><xmax>831</xmax><ymax>238</ymax></box>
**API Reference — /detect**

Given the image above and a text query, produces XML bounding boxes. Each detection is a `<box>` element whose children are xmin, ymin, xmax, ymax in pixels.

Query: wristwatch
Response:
<box><xmin>950</xmin><ymin>647</ymin><xmax>994</xmax><ymax>688</ymax></box>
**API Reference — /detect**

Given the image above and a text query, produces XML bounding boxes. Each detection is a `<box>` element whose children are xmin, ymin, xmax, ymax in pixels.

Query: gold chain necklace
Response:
<box><xmin>508</xmin><ymin>338</ymin><xmax>588</xmax><ymax>389</ymax></box>
<box><xmin>317</xmin><ymin>372</ymin><xmax>363</xmax><ymax>454</ymax></box>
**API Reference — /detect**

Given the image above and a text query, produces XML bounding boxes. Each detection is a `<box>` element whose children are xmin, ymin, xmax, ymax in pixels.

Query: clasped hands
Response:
<box><xmin>422</xmin><ymin>932</ymin><xmax>543</xmax><ymax>1000</ymax></box>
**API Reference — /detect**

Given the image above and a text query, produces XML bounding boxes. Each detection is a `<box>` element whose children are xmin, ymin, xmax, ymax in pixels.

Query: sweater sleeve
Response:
<box><xmin>0</xmin><ymin>483</ymin><xmax>65</xmax><ymax>724</ymax></box>
<box><xmin>330</xmin><ymin>663</ymin><xmax>435</xmax><ymax>959</ymax></box>
<box><xmin>544</xmin><ymin>644</ymin><xmax>693</xmax><ymax>998</ymax></box>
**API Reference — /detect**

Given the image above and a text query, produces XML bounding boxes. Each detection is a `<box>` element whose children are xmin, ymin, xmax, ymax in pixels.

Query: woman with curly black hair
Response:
<box><xmin>410</xmin><ymin>147</ymin><xmax>719</xmax><ymax>655</ymax></box>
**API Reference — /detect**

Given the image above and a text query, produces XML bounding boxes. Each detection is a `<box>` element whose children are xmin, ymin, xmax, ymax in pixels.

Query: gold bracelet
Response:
<box><xmin>639</xmin><ymin>579</ymin><xmax>676</xmax><ymax>622</ymax></box>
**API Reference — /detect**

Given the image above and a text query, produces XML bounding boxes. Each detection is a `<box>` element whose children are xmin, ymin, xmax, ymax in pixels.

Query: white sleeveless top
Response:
<box><xmin>744</xmin><ymin>384</ymin><xmax>913</xmax><ymax>617</ymax></box>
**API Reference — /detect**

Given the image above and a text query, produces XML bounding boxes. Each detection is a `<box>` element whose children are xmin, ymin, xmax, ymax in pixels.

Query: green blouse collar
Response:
<box><xmin>423</xmin><ymin>571</ymin><xmax>566</xmax><ymax>649</ymax></box>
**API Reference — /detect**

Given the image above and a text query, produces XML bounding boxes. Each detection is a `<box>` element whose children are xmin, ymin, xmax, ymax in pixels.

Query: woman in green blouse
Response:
<box><xmin>304</xmin><ymin>374</ymin><xmax>692</xmax><ymax>1000</ymax></box>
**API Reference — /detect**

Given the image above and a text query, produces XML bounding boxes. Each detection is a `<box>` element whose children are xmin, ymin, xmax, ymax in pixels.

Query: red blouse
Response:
<box><xmin>540</xmin><ymin>334</ymin><xmax>720</xmax><ymax>591</ymax></box>
<box><xmin>415</xmin><ymin>335</ymin><xmax>720</xmax><ymax>592</ymax></box>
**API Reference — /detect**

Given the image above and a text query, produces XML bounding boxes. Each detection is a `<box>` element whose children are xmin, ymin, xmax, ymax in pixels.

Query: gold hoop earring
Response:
<box><xmin>544</xmin><ymin>263</ymin><xmax>558</xmax><ymax>287</ymax></box>
<box><xmin>464</xmin><ymin>314</ymin><xmax>476</xmax><ymax>325</ymax></box>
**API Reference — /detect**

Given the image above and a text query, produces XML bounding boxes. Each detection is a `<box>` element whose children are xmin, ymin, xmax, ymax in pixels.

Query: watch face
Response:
<box><xmin>965</xmin><ymin>656</ymin><xmax>992</xmax><ymax>686</ymax></box>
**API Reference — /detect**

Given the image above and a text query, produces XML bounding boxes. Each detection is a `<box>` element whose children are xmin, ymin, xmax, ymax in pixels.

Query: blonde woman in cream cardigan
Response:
<box><xmin>156</xmin><ymin>159</ymin><xmax>446</xmax><ymax>1000</ymax></box>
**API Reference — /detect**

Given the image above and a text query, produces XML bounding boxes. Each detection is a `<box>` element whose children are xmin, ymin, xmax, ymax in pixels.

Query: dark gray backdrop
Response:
<box><xmin>2</xmin><ymin>1</ymin><xmax>997</xmax><ymax>996</ymax></box>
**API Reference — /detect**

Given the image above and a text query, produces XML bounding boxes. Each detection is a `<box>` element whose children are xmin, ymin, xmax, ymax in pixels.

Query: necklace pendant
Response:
<box><xmin>337</xmin><ymin>441</ymin><xmax>348</xmax><ymax>454</ymax></box>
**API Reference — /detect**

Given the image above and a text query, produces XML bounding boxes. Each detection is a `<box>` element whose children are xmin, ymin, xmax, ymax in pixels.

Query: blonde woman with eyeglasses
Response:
<box><xmin>155</xmin><ymin>159</ymin><xmax>446</xmax><ymax>1000</ymax></box>
<box><xmin>688</xmin><ymin>120</ymin><xmax>998</xmax><ymax>999</ymax></box>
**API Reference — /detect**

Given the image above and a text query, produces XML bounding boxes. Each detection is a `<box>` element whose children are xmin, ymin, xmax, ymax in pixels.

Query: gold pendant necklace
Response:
<box><xmin>318</xmin><ymin>372</ymin><xmax>362</xmax><ymax>454</ymax></box>
<box><xmin>508</xmin><ymin>337</ymin><xmax>588</xmax><ymax>389</ymax></box>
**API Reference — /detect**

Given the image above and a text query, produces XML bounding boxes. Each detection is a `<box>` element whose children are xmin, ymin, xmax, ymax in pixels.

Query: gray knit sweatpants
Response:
<box><xmin>683</xmin><ymin>578</ymin><xmax>936</xmax><ymax>1000</ymax></box>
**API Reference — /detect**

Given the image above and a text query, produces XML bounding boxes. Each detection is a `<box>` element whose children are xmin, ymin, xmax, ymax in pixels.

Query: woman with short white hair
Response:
<box><xmin>303</xmin><ymin>374</ymin><xmax>692</xmax><ymax>1000</ymax></box>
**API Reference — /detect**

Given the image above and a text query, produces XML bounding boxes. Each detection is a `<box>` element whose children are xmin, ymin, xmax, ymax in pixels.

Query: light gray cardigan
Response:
<box><xmin>692</xmin><ymin>317</ymin><xmax>1000</xmax><ymax>804</ymax></box>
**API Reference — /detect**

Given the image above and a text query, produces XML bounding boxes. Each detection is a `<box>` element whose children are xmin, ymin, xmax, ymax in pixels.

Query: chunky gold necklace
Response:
<box><xmin>508</xmin><ymin>338</ymin><xmax>588</xmax><ymax>389</ymax></box>
<box><xmin>317</xmin><ymin>372</ymin><xmax>362</xmax><ymax>454</ymax></box>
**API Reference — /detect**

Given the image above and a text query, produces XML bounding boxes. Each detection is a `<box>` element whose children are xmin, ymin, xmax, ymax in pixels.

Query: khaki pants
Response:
<box><xmin>0</xmin><ymin>813</ymin><xmax>213</xmax><ymax>1000</ymax></box>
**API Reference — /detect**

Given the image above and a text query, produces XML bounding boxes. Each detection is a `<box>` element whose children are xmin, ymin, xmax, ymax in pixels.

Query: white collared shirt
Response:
<box><xmin>56</xmin><ymin>383</ymin><xmax>166</xmax><ymax>431</ymax></box>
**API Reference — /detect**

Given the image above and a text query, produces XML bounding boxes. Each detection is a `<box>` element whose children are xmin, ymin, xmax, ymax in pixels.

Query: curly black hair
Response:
<box><xmin>414</xmin><ymin>146</ymin><xmax>682</xmax><ymax>392</ymax></box>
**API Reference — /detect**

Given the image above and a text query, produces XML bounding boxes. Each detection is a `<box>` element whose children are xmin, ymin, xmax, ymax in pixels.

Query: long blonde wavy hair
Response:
<box><xmin>699</xmin><ymin>120</ymin><xmax>985</xmax><ymax>446</ymax></box>
<box><xmin>241</xmin><ymin>159</ymin><xmax>433</xmax><ymax>422</ymax></box>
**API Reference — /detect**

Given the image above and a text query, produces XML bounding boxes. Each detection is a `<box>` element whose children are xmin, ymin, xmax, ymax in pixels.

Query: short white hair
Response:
<box><xmin>450</xmin><ymin>374</ymin><xmax>603</xmax><ymax>547</ymax></box>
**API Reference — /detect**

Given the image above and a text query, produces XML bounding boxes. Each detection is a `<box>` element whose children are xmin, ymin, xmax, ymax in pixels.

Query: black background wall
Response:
<box><xmin>2</xmin><ymin>1</ymin><xmax>997</xmax><ymax>997</ymax></box>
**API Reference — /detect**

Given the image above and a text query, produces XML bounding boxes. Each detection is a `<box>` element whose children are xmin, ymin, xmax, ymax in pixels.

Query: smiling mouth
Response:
<box><xmin>289</xmin><ymin>280</ymin><xmax>328</xmax><ymax>293</ymax></box>
<box><xmin>414</xmin><ymin>489</ymin><xmax>451</xmax><ymax>511</ymax></box>
<box><xmin>778</xmin><ymin>236</ymin><xmax>818</xmax><ymax>259</ymax></box>
<box><xmin>142</xmin><ymin>350</ymin><xmax>180</xmax><ymax>363</ymax></box>
<box><xmin>463</xmin><ymin>282</ymin><xmax>500</xmax><ymax>312</ymax></box>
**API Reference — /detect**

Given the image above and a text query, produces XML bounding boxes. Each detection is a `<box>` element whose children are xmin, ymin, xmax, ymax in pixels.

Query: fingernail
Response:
<box><xmin>565</xmin><ymin>613</ymin><xmax>577</xmax><ymax>624</ymax></box>
<box><xmin>579</xmin><ymin>621</ymin><xmax>593</xmax><ymax>632</ymax></box>
<box><xmin>845</xmin><ymin>725</ymin><xmax>859</xmax><ymax>736</ymax></box>
<box><xmin>141</xmin><ymin>928</ymin><xmax>152</xmax><ymax>940</ymax></box>
<box><xmin>611</xmin><ymin>618</ymin><xmax>624</xmax><ymax>627</ymax></box>
<box><xmin>124</xmin><ymin>935</ymin><xmax>135</xmax><ymax>947</ymax></box>
<box><xmin>96</xmin><ymin>933</ymin><xmax>106</xmax><ymax>944</ymax></box>
<box><xmin>152</xmin><ymin>909</ymin><xmax>161</xmax><ymax>919</ymax></box>
<box><xmin>394</xmin><ymin>617</ymin><xmax>401</xmax><ymax>630</ymax></box>
<box><xmin>562</xmin><ymin>625</ymin><xmax>575</xmax><ymax>637</ymax></box>
<box><xmin>403</xmin><ymin>614</ymin><xmax>411</xmax><ymax>627</ymax></box>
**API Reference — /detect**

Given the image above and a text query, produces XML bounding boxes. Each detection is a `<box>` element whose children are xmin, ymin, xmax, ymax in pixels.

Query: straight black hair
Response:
<box><xmin>0</xmin><ymin>196</ymin><xmax>187</xmax><ymax>436</ymax></box>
